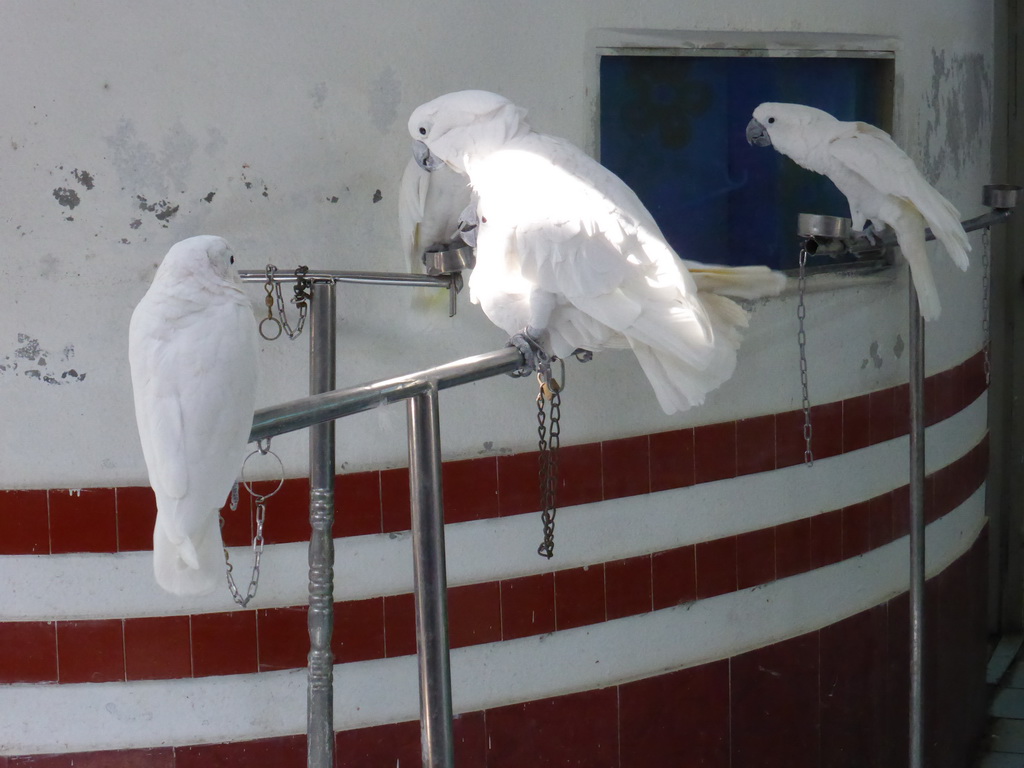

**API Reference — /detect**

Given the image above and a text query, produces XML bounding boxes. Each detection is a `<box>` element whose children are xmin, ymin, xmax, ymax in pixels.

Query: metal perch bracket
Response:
<box><xmin>796</xmin><ymin>183</ymin><xmax>1021</xmax><ymax>259</ymax></box>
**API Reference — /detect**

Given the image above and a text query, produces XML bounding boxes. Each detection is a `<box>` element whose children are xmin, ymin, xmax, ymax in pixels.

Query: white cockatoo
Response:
<box><xmin>407</xmin><ymin>89</ymin><xmax>784</xmax><ymax>414</ymax></box>
<box><xmin>746</xmin><ymin>102</ymin><xmax>969</xmax><ymax>321</ymax></box>
<box><xmin>129</xmin><ymin>235</ymin><xmax>259</xmax><ymax>596</ymax></box>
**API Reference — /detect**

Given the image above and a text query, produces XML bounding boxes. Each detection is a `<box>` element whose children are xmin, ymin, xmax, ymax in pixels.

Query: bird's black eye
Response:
<box><xmin>418</xmin><ymin>126</ymin><xmax>427</xmax><ymax>136</ymax></box>
<box><xmin>229</xmin><ymin>255</ymin><xmax>235</xmax><ymax>264</ymax></box>
<box><xmin>767</xmin><ymin>117</ymin><xmax>775</xmax><ymax>124</ymax></box>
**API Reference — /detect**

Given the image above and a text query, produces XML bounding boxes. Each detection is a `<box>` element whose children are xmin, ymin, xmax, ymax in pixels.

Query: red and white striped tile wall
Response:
<box><xmin>0</xmin><ymin>349</ymin><xmax>990</xmax><ymax>766</ymax></box>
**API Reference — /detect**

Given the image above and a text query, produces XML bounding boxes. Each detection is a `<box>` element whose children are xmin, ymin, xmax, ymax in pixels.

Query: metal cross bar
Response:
<box><xmin>249</xmin><ymin>347</ymin><xmax>525</xmax><ymax>444</ymax></box>
<box><xmin>246</xmin><ymin>343</ymin><xmax>523</xmax><ymax>768</ymax></box>
<box><xmin>238</xmin><ymin>268</ymin><xmax>454</xmax><ymax>289</ymax></box>
<box><xmin>804</xmin><ymin>208</ymin><xmax>1015</xmax><ymax>261</ymax></box>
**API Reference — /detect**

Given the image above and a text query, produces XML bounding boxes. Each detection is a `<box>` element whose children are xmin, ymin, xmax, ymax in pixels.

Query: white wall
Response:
<box><xmin>0</xmin><ymin>1</ymin><xmax>993</xmax><ymax>489</ymax></box>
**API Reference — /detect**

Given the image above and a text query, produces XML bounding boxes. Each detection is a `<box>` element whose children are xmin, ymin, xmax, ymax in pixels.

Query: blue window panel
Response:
<box><xmin>599</xmin><ymin>55</ymin><xmax>890</xmax><ymax>271</ymax></box>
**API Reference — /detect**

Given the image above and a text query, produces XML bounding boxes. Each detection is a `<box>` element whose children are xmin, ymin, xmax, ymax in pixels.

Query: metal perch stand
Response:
<box><xmin>799</xmin><ymin>183</ymin><xmax>1020</xmax><ymax>768</ymax></box>
<box><xmin>241</xmin><ymin>260</ymin><xmax>520</xmax><ymax>768</ymax></box>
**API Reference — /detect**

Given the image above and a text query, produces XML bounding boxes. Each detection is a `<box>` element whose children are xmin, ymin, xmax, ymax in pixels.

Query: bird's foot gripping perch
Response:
<box><xmin>508</xmin><ymin>328</ymin><xmax>551</xmax><ymax>379</ymax></box>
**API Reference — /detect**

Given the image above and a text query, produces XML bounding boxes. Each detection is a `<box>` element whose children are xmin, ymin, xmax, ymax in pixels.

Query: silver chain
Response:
<box><xmin>797</xmin><ymin>247</ymin><xmax>814</xmax><ymax>467</ymax></box>
<box><xmin>259</xmin><ymin>264</ymin><xmax>311</xmax><ymax>341</ymax></box>
<box><xmin>982</xmin><ymin>228</ymin><xmax>991</xmax><ymax>385</ymax></box>
<box><xmin>536</xmin><ymin>362</ymin><xmax>562</xmax><ymax>559</ymax></box>
<box><xmin>223</xmin><ymin>494</ymin><xmax>267</xmax><ymax>608</ymax></box>
<box><xmin>223</xmin><ymin>439</ymin><xmax>283</xmax><ymax>607</ymax></box>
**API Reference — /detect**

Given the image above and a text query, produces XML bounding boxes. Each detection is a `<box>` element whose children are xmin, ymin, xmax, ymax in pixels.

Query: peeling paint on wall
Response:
<box><xmin>0</xmin><ymin>335</ymin><xmax>86</xmax><ymax>384</ymax></box>
<box><xmin>72</xmin><ymin>169</ymin><xmax>94</xmax><ymax>190</ymax></box>
<box><xmin>136</xmin><ymin>195</ymin><xmax>179</xmax><ymax>225</ymax></box>
<box><xmin>922</xmin><ymin>50</ymin><xmax>991</xmax><ymax>181</ymax></box>
<box><xmin>50</xmin><ymin>165</ymin><xmax>95</xmax><ymax>217</ymax></box>
<box><xmin>52</xmin><ymin>187</ymin><xmax>80</xmax><ymax>210</ymax></box>
<box><xmin>861</xmin><ymin>341</ymin><xmax>886</xmax><ymax>370</ymax></box>
<box><xmin>239</xmin><ymin>165</ymin><xmax>270</xmax><ymax>198</ymax></box>
<box><xmin>893</xmin><ymin>334</ymin><xmax>905</xmax><ymax>359</ymax></box>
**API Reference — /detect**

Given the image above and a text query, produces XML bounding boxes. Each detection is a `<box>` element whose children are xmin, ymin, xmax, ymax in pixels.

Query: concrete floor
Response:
<box><xmin>977</xmin><ymin>636</ymin><xmax>1024</xmax><ymax>767</ymax></box>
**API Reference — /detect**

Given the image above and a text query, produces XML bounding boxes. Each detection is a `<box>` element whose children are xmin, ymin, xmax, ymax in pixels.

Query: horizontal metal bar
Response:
<box><xmin>249</xmin><ymin>347</ymin><xmax>525</xmax><ymax>443</ymax></box>
<box><xmin>844</xmin><ymin>208</ymin><xmax>1014</xmax><ymax>258</ymax></box>
<box><xmin>238</xmin><ymin>269</ymin><xmax>452</xmax><ymax>289</ymax></box>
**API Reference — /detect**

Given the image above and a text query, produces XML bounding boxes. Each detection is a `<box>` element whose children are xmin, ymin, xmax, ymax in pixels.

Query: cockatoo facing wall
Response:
<box><xmin>746</xmin><ymin>102</ymin><xmax>969</xmax><ymax>321</ymax></box>
<box><xmin>408</xmin><ymin>90</ymin><xmax>784</xmax><ymax>414</ymax></box>
<box><xmin>129</xmin><ymin>235</ymin><xmax>259</xmax><ymax>596</ymax></box>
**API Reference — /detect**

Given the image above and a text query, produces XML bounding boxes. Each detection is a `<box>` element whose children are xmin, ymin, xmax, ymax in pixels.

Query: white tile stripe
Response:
<box><xmin>0</xmin><ymin>394</ymin><xmax>987</xmax><ymax>622</ymax></box>
<box><xmin>0</xmin><ymin>487</ymin><xmax>985</xmax><ymax>755</ymax></box>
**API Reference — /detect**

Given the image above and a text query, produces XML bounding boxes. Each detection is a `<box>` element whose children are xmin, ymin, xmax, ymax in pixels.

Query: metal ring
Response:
<box><xmin>259</xmin><ymin>316</ymin><xmax>283</xmax><ymax>341</ymax></box>
<box><xmin>241</xmin><ymin>447</ymin><xmax>285</xmax><ymax>500</ymax></box>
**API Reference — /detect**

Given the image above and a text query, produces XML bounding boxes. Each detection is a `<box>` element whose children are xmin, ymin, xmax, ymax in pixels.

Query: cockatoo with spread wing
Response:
<box><xmin>408</xmin><ymin>90</ymin><xmax>784</xmax><ymax>414</ymax></box>
<box><xmin>129</xmin><ymin>235</ymin><xmax>259</xmax><ymax>596</ymax></box>
<box><xmin>399</xmin><ymin>154</ymin><xmax>782</xmax><ymax>303</ymax></box>
<box><xmin>746</xmin><ymin>102</ymin><xmax>969</xmax><ymax>321</ymax></box>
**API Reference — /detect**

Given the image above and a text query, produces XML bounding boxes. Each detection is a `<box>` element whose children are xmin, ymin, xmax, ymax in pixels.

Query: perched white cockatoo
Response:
<box><xmin>746</xmin><ymin>102</ymin><xmax>969</xmax><ymax>321</ymax></box>
<box><xmin>129</xmin><ymin>235</ymin><xmax>259</xmax><ymax>596</ymax></box>
<box><xmin>407</xmin><ymin>89</ymin><xmax>784</xmax><ymax>414</ymax></box>
<box><xmin>397</xmin><ymin>156</ymin><xmax>474</xmax><ymax>313</ymax></box>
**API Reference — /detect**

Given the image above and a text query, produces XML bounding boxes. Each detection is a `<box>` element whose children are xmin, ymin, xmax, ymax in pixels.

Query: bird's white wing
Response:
<box><xmin>828</xmin><ymin>124</ymin><xmax>969</xmax><ymax>269</ymax></box>
<box><xmin>174</xmin><ymin>302</ymin><xmax>258</xmax><ymax>520</ymax></box>
<box><xmin>398</xmin><ymin>157</ymin><xmax>472</xmax><ymax>272</ymax></box>
<box><xmin>129</xmin><ymin>308</ymin><xmax>189</xmax><ymax>502</ymax></box>
<box><xmin>398</xmin><ymin>157</ymin><xmax>474</xmax><ymax>316</ymax></box>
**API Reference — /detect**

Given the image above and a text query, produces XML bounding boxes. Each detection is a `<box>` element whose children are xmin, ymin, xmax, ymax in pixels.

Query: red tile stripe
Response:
<box><xmin>0</xmin><ymin>433</ymin><xmax>988</xmax><ymax>685</ymax></box>
<box><xmin>0</xmin><ymin>349</ymin><xmax>987</xmax><ymax>556</ymax></box>
<box><xmin>9</xmin><ymin>529</ymin><xmax>986</xmax><ymax>767</ymax></box>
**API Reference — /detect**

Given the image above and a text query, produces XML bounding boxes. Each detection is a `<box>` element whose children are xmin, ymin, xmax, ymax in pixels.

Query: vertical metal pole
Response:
<box><xmin>908</xmin><ymin>284</ymin><xmax>925</xmax><ymax>768</ymax></box>
<box><xmin>407</xmin><ymin>386</ymin><xmax>455</xmax><ymax>768</ymax></box>
<box><xmin>308</xmin><ymin>281</ymin><xmax>336</xmax><ymax>768</ymax></box>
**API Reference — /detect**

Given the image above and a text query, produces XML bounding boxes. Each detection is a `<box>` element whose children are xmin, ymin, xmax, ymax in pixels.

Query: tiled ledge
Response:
<box><xmin>0</xmin><ymin>432</ymin><xmax>987</xmax><ymax>685</ymax></box>
<box><xmin>0</xmin><ymin>350</ymin><xmax>988</xmax><ymax>556</ymax></box>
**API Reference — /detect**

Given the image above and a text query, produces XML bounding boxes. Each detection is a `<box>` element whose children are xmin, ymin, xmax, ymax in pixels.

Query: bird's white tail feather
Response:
<box><xmin>628</xmin><ymin>294</ymin><xmax>747</xmax><ymax>414</ymax></box>
<box><xmin>915</xmin><ymin>192</ymin><xmax>970</xmax><ymax>271</ymax></box>
<box><xmin>893</xmin><ymin>206</ymin><xmax>942</xmax><ymax>322</ymax></box>
<box><xmin>153</xmin><ymin>513</ymin><xmax>223</xmax><ymax>596</ymax></box>
<box><xmin>931</xmin><ymin>225</ymin><xmax>970</xmax><ymax>273</ymax></box>
<box><xmin>684</xmin><ymin>264</ymin><xmax>788</xmax><ymax>299</ymax></box>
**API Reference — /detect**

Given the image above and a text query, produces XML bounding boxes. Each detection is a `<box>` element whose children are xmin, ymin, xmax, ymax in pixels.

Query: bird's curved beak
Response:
<box><xmin>413</xmin><ymin>140</ymin><xmax>444</xmax><ymax>172</ymax></box>
<box><xmin>745</xmin><ymin>118</ymin><xmax>772</xmax><ymax>147</ymax></box>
